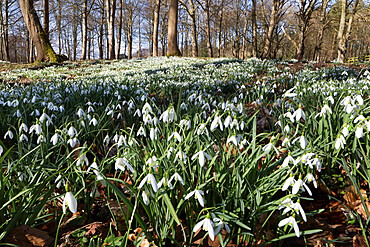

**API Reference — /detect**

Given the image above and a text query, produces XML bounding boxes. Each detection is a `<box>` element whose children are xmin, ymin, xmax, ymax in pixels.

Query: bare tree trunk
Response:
<box><xmin>168</xmin><ymin>0</ymin><xmax>181</xmax><ymax>56</ymax></box>
<box><xmin>251</xmin><ymin>0</ymin><xmax>257</xmax><ymax>57</ymax></box>
<box><xmin>153</xmin><ymin>0</ymin><xmax>161</xmax><ymax>56</ymax></box>
<box><xmin>179</xmin><ymin>0</ymin><xmax>198</xmax><ymax>57</ymax></box>
<box><xmin>72</xmin><ymin>2</ymin><xmax>78</xmax><ymax>61</ymax></box>
<box><xmin>313</xmin><ymin>0</ymin><xmax>328</xmax><ymax>61</ymax></box>
<box><xmin>2</xmin><ymin>0</ymin><xmax>9</xmax><ymax>61</ymax></box>
<box><xmin>189</xmin><ymin>0</ymin><xmax>198</xmax><ymax>57</ymax></box>
<box><xmin>106</xmin><ymin>0</ymin><xmax>116</xmax><ymax>59</ymax></box>
<box><xmin>337</xmin><ymin>0</ymin><xmax>359</xmax><ymax>62</ymax></box>
<box><xmin>19</xmin><ymin>0</ymin><xmax>62</xmax><ymax>62</ymax></box>
<box><xmin>81</xmin><ymin>0</ymin><xmax>88</xmax><ymax>60</ymax></box>
<box><xmin>43</xmin><ymin>0</ymin><xmax>49</xmax><ymax>36</ymax></box>
<box><xmin>99</xmin><ymin>2</ymin><xmax>105</xmax><ymax>59</ymax></box>
<box><xmin>261</xmin><ymin>0</ymin><xmax>279</xmax><ymax>59</ymax></box>
<box><xmin>116</xmin><ymin>0</ymin><xmax>122</xmax><ymax>59</ymax></box>
<box><xmin>205</xmin><ymin>0</ymin><xmax>213</xmax><ymax>57</ymax></box>
<box><xmin>241</xmin><ymin>13</ymin><xmax>248</xmax><ymax>59</ymax></box>
<box><xmin>138</xmin><ymin>13</ymin><xmax>142</xmax><ymax>57</ymax></box>
<box><xmin>127</xmin><ymin>24</ymin><xmax>133</xmax><ymax>59</ymax></box>
<box><xmin>337</xmin><ymin>0</ymin><xmax>347</xmax><ymax>62</ymax></box>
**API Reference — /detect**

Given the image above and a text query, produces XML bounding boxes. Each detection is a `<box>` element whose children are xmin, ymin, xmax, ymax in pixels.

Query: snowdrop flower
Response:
<box><xmin>293</xmin><ymin>134</ymin><xmax>307</xmax><ymax>150</ymax></box>
<box><xmin>196</xmin><ymin>123</ymin><xmax>208</xmax><ymax>136</ymax></box>
<box><xmin>355</xmin><ymin>124</ymin><xmax>364</xmax><ymax>138</ymax></box>
<box><xmin>169</xmin><ymin>172</ymin><xmax>185</xmax><ymax>186</ymax></box>
<box><xmin>103</xmin><ymin>134</ymin><xmax>110</xmax><ymax>145</ymax></box>
<box><xmin>174</xmin><ymin>150</ymin><xmax>187</xmax><ymax>164</ymax></box>
<box><xmin>89</xmin><ymin>117</ymin><xmax>98</xmax><ymax>126</ymax></box>
<box><xmin>158</xmin><ymin>177</ymin><xmax>173</xmax><ymax>189</ymax></box>
<box><xmin>87</xmin><ymin>161</ymin><xmax>106</xmax><ymax>186</ymax></box>
<box><xmin>55</xmin><ymin>175</ymin><xmax>65</xmax><ymax>189</ymax></box>
<box><xmin>168</xmin><ymin>131</ymin><xmax>181</xmax><ymax>142</ymax></box>
<box><xmin>342</xmin><ymin>124</ymin><xmax>350</xmax><ymax>137</ymax></box>
<box><xmin>282</xmin><ymin>137</ymin><xmax>291</xmax><ymax>147</ymax></box>
<box><xmin>278</xmin><ymin>215</ymin><xmax>300</xmax><ymax>237</ymax></box>
<box><xmin>291</xmin><ymin>200</ymin><xmax>307</xmax><ymax>222</ymax></box>
<box><xmin>137</xmin><ymin>126</ymin><xmax>146</xmax><ymax>137</ymax></box>
<box><xmin>262</xmin><ymin>139</ymin><xmax>279</xmax><ymax>155</ymax></box>
<box><xmin>37</xmin><ymin>134</ymin><xmax>46</xmax><ymax>144</ymax></box>
<box><xmin>354</xmin><ymin>114</ymin><xmax>365</xmax><ymax>124</ymax></box>
<box><xmin>76</xmin><ymin>153</ymin><xmax>89</xmax><ymax>167</ymax></box>
<box><xmin>19</xmin><ymin>134</ymin><xmax>28</xmax><ymax>142</ymax></box>
<box><xmin>149</xmin><ymin>127</ymin><xmax>159</xmax><ymax>141</ymax></box>
<box><xmin>292</xmin><ymin>104</ymin><xmax>306</xmax><ymax>122</ymax></box>
<box><xmin>29</xmin><ymin>122</ymin><xmax>42</xmax><ymax>135</ymax></box>
<box><xmin>139</xmin><ymin>173</ymin><xmax>158</xmax><ymax>192</ymax></box>
<box><xmin>210</xmin><ymin>114</ymin><xmax>224</xmax><ymax>131</ymax></box>
<box><xmin>224</xmin><ymin>115</ymin><xmax>233</xmax><ymax>129</ymax></box>
<box><xmin>63</xmin><ymin>191</ymin><xmax>77</xmax><ymax>214</ymax></box>
<box><xmin>160</xmin><ymin>106</ymin><xmax>177</xmax><ymax>123</ymax></box>
<box><xmin>39</xmin><ymin>112</ymin><xmax>52</xmax><ymax>126</ymax></box>
<box><xmin>180</xmin><ymin>102</ymin><xmax>187</xmax><ymax>111</ymax></box>
<box><xmin>179</xmin><ymin>119</ymin><xmax>191</xmax><ymax>130</ymax></box>
<box><xmin>284</xmin><ymin>112</ymin><xmax>295</xmax><ymax>122</ymax></box>
<box><xmin>278</xmin><ymin>197</ymin><xmax>293</xmax><ymax>210</ymax></box>
<box><xmin>192</xmin><ymin>150</ymin><xmax>212</xmax><ymax>167</ymax></box>
<box><xmin>0</xmin><ymin>145</ymin><xmax>3</xmax><ymax>156</ymax></box>
<box><xmin>76</xmin><ymin>108</ymin><xmax>85</xmax><ymax>118</ymax></box>
<box><xmin>326</xmin><ymin>95</ymin><xmax>334</xmax><ymax>104</ymax></box>
<box><xmin>283</xmin><ymin>88</ymin><xmax>297</xmax><ymax>98</ymax></box>
<box><xmin>185</xmin><ymin>189</ymin><xmax>204</xmax><ymax>207</ymax></box>
<box><xmin>19</xmin><ymin>123</ymin><xmax>28</xmax><ymax>133</ymax></box>
<box><xmin>67</xmin><ymin>137</ymin><xmax>79</xmax><ymax>148</ymax></box>
<box><xmin>68</xmin><ymin>126</ymin><xmax>78</xmax><ymax>138</ymax></box>
<box><xmin>282</xmin><ymin>174</ymin><xmax>296</xmax><ymax>192</ymax></box>
<box><xmin>355</xmin><ymin>95</ymin><xmax>364</xmax><ymax>105</ymax></box>
<box><xmin>312</xmin><ymin>155</ymin><xmax>322</xmax><ymax>172</ymax></box>
<box><xmin>51</xmin><ymin>132</ymin><xmax>62</xmax><ymax>146</ymax></box>
<box><xmin>4</xmin><ymin>129</ymin><xmax>13</xmax><ymax>139</ymax></box>
<box><xmin>115</xmin><ymin>157</ymin><xmax>134</xmax><ymax>173</ymax></box>
<box><xmin>193</xmin><ymin>214</ymin><xmax>215</xmax><ymax>241</ymax></box>
<box><xmin>134</xmin><ymin>109</ymin><xmax>142</xmax><ymax>117</ymax></box>
<box><xmin>305</xmin><ymin>173</ymin><xmax>317</xmax><ymax>188</ymax></box>
<box><xmin>292</xmin><ymin>175</ymin><xmax>312</xmax><ymax>196</ymax></box>
<box><xmin>142</xmin><ymin>190</ymin><xmax>149</xmax><ymax>205</ymax></box>
<box><xmin>145</xmin><ymin>156</ymin><xmax>158</xmax><ymax>169</ymax></box>
<box><xmin>282</xmin><ymin>153</ymin><xmax>295</xmax><ymax>168</ymax></box>
<box><xmin>335</xmin><ymin>134</ymin><xmax>346</xmax><ymax>150</ymax></box>
<box><xmin>142</xmin><ymin>102</ymin><xmax>153</xmax><ymax>115</ymax></box>
<box><xmin>213</xmin><ymin>218</ymin><xmax>230</xmax><ymax>236</ymax></box>
<box><xmin>315</xmin><ymin>104</ymin><xmax>332</xmax><ymax>118</ymax></box>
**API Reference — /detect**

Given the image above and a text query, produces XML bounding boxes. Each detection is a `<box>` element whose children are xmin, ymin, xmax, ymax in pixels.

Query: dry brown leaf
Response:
<box><xmin>3</xmin><ymin>225</ymin><xmax>53</xmax><ymax>247</ymax></box>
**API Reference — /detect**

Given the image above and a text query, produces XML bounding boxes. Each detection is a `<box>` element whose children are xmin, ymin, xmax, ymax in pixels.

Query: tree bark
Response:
<box><xmin>251</xmin><ymin>0</ymin><xmax>257</xmax><ymax>57</ymax></box>
<box><xmin>81</xmin><ymin>0</ymin><xmax>88</xmax><ymax>60</ymax></box>
<box><xmin>116</xmin><ymin>0</ymin><xmax>123</xmax><ymax>59</ymax></box>
<box><xmin>43</xmin><ymin>0</ymin><xmax>49</xmax><ymax>36</ymax></box>
<box><xmin>179</xmin><ymin>0</ymin><xmax>198</xmax><ymax>57</ymax></box>
<box><xmin>261</xmin><ymin>0</ymin><xmax>280</xmax><ymax>59</ymax></box>
<box><xmin>1</xmin><ymin>0</ymin><xmax>9</xmax><ymax>61</ymax></box>
<box><xmin>337</xmin><ymin>0</ymin><xmax>359</xmax><ymax>62</ymax></box>
<box><xmin>106</xmin><ymin>0</ymin><xmax>116</xmax><ymax>59</ymax></box>
<box><xmin>168</xmin><ymin>0</ymin><xmax>181</xmax><ymax>56</ymax></box>
<box><xmin>99</xmin><ymin>2</ymin><xmax>105</xmax><ymax>59</ymax></box>
<box><xmin>205</xmin><ymin>0</ymin><xmax>213</xmax><ymax>57</ymax></box>
<box><xmin>313</xmin><ymin>0</ymin><xmax>329</xmax><ymax>61</ymax></box>
<box><xmin>153</xmin><ymin>0</ymin><xmax>161</xmax><ymax>56</ymax></box>
<box><xmin>19</xmin><ymin>0</ymin><xmax>63</xmax><ymax>62</ymax></box>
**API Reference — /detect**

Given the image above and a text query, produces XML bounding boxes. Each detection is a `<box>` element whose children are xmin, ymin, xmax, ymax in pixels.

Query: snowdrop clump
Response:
<box><xmin>0</xmin><ymin>57</ymin><xmax>369</xmax><ymax>245</ymax></box>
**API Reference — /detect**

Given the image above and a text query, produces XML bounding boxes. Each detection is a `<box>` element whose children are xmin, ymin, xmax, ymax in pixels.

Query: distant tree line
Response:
<box><xmin>0</xmin><ymin>0</ymin><xmax>369</xmax><ymax>63</ymax></box>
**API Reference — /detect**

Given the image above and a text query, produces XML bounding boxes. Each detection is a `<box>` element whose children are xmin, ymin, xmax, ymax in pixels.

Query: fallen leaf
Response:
<box><xmin>4</xmin><ymin>225</ymin><xmax>53</xmax><ymax>247</ymax></box>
